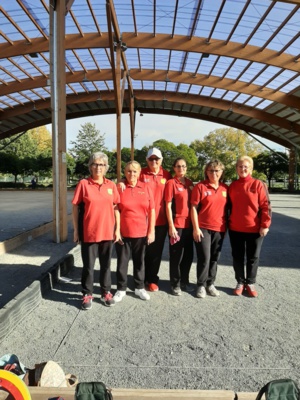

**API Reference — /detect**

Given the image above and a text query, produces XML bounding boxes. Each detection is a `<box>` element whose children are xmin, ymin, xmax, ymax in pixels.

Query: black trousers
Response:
<box><xmin>194</xmin><ymin>229</ymin><xmax>225</xmax><ymax>287</ymax></box>
<box><xmin>229</xmin><ymin>230</ymin><xmax>264</xmax><ymax>284</ymax></box>
<box><xmin>81</xmin><ymin>241</ymin><xmax>113</xmax><ymax>295</ymax></box>
<box><xmin>145</xmin><ymin>224</ymin><xmax>168</xmax><ymax>284</ymax></box>
<box><xmin>169</xmin><ymin>227</ymin><xmax>193</xmax><ymax>288</ymax></box>
<box><xmin>115</xmin><ymin>237</ymin><xmax>146</xmax><ymax>290</ymax></box>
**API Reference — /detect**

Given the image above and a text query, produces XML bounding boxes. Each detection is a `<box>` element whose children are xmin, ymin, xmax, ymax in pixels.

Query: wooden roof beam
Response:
<box><xmin>2</xmin><ymin>34</ymin><xmax>300</xmax><ymax>74</ymax></box>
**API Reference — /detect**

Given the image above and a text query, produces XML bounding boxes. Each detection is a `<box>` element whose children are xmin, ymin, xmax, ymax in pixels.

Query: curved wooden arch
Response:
<box><xmin>1</xmin><ymin>33</ymin><xmax>299</xmax><ymax>73</ymax></box>
<box><xmin>1</xmin><ymin>68</ymin><xmax>299</xmax><ymax>111</ymax></box>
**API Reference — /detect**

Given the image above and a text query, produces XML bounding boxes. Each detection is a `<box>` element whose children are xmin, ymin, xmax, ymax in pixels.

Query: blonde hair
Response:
<box><xmin>236</xmin><ymin>155</ymin><xmax>253</xmax><ymax>169</ymax></box>
<box><xmin>124</xmin><ymin>160</ymin><xmax>141</xmax><ymax>172</ymax></box>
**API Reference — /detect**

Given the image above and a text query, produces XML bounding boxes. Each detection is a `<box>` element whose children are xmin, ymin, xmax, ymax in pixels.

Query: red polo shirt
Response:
<box><xmin>72</xmin><ymin>177</ymin><xmax>120</xmax><ymax>242</ymax></box>
<box><xmin>118</xmin><ymin>181</ymin><xmax>155</xmax><ymax>238</ymax></box>
<box><xmin>164</xmin><ymin>177</ymin><xmax>194</xmax><ymax>228</ymax></box>
<box><xmin>190</xmin><ymin>180</ymin><xmax>228</xmax><ymax>232</ymax></box>
<box><xmin>139</xmin><ymin>166</ymin><xmax>172</xmax><ymax>226</ymax></box>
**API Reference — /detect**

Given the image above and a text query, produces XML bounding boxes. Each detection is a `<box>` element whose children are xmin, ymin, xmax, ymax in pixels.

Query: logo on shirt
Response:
<box><xmin>204</xmin><ymin>190</ymin><xmax>212</xmax><ymax>196</ymax></box>
<box><xmin>222</xmin><ymin>191</ymin><xmax>227</xmax><ymax>197</ymax></box>
<box><xmin>161</xmin><ymin>179</ymin><xmax>166</xmax><ymax>184</ymax></box>
<box><xmin>144</xmin><ymin>178</ymin><xmax>150</xmax><ymax>182</ymax></box>
<box><xmin>107</xmin><ymin>188</ymin><xmax>113</xmax><ymax>195</ymax></box>
<box><xmin>138</xmin><ymin>191</ymin><xmax>145</xmax><ymax>195</ymax></box>
<box><xmin>177</xmin><ymin>187</ymin><xmax>184</xmax><ymax>192</ymax></box>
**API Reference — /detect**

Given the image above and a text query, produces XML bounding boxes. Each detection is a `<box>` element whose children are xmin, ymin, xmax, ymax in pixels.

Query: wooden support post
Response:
<box><xmin>49</xmin><ymin>0</ymin><xmax>68</xmax><ymax>242</ymax></box>
<box><xmin>129</xmin><ymin>95</ymin><xmax>135</xmax><ymax>160</ymax></box>
<box><xmin>115</xmin><ymin>43</ymin><xmax>122</xmax><ymax>181</ymax></box>
<box><xmin>288</xmin><ymin>147</ymin><xmax>295</xmax><ymax>192</ymax></box>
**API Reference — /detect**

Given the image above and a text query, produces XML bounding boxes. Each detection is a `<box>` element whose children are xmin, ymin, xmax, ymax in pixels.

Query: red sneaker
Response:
<box><xmin>233</xmin><ymin>283</ymin><xmax>244</xmax><ymax>296</ymax></box>
<box><xmin>246</xmin><ymin>284</ymin><xmax>258</xmax><ymax>297</ymax></box>
<box><xmin>82</xmin><ymin>294</ymin><xmax>93</xmax><ymax>310</ymax></box>
<box><xmin>147</xmin><ymin>283</ymin><xmax>159</xmax><ymax>292</ymax></box>
<box><xmin>102</xmin><ymin>291</ymin><xmax>113</xmax><ymax>302</ymax></box>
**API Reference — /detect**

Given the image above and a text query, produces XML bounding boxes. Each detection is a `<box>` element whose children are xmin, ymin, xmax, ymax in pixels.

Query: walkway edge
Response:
<box><xmin>0</xmin><ymin>214</ymin><xmax>72</xmax><ymax>255</ymax></box>
<box><xmin>0</xmin><ymin>252</ymin><xmax>76</xmax><ymax>343</ymax></box>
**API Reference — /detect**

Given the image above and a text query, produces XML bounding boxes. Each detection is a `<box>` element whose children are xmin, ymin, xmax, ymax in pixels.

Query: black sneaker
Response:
<box><xmin>181</xmin><ymin>283</ymin><xmax>194</xmax><ymax>292</ymax></box>
<box><xmin>82</xmin><ymin>294</ymin><xmax>93</xmax><ymax>310</ymax></box>
<box><xmin>171</xmin><ymin>287</ymin><xmax>182</xmax><ymax>296</ymax></box>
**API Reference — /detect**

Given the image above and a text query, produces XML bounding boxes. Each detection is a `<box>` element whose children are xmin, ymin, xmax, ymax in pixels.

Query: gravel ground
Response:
<box><xmin>0</xmin><ymin>194</ymin><xmax>299</xmax><ymax>393</ymax></box>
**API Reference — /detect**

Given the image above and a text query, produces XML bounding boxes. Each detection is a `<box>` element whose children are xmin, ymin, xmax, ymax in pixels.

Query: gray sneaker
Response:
<box><xmin>206</xmin><ymin>284</ymin><xmax>220</xmax><ymax>297</ymax></box>
<box><xmin>196</xmin><ymin>286</ymin><xmax>206</xmax><ymax>299</ymax></box>
<box><xmin>171</xmin><ymin>287</ymin><xmax>182</xmax><ymax>296</ymax></box>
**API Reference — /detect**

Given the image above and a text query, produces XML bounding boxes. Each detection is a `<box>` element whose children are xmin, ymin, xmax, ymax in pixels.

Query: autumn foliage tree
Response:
<box><xmin>190</xmin><ymin>128</ymin><xmax>264</xmax><ymax>181</ymax></box>
<box><xmin>0</xmin><ymin>127</ymin><xmax>52</xmax><ymax>183</ymax></box>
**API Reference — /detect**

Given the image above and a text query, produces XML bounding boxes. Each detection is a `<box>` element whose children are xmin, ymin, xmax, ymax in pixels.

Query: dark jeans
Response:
<box><xmin>194</xmin><ymin>229</ymin><xmax>225</xmax><ymax>287</ymax></box>
<box><xmin>81</xmin><ymin>241</ymin><xmax>113</xmax><ymax>295</ymax></box>
<box><xmin>145</xmin><ymin>224</ymin><xmax>168</xmax><ymax>284</ymax></box>
<box><xmin>115</xmin><ymin>237</ymin><xmax>146</xmax><ymax>290</ymax></box>
<box><xmin>169</xmin><ymin>228</ymin><xmax>193</xmax><ymax>288</ymax></box>
<box><xmin>229</xmin><ymin>230</ymin><xmax>264</xmax><ymax>284</ymax></box>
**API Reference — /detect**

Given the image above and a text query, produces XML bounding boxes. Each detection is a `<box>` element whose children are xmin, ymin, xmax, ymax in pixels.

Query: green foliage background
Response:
<box><xmin>0</xmin><ymin>123</ymin><xmax>298</xmax><ymax>190</ymax></box>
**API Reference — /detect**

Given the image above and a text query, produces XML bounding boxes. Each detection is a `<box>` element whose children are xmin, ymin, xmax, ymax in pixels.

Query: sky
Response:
<box><xmin>61</xmin><ymin>114</ymin><xmax>286</xmax><ymax>154</ymax></box>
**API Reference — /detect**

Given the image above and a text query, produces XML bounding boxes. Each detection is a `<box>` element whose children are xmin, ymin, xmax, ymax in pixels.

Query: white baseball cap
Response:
<box><xmin>146</xmin><ymin>147</ymin><xmax>163</xmax><ymax>159</ymax></box>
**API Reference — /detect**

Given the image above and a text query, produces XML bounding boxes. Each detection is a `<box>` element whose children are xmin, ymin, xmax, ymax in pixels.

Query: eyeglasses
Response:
<box><xmin>148</xmin><ymin>158</ymin><xmax>159</xmax><ymax>161</ymax></box>
<box><xmin>207</xmin><ymin>169</ymin><xmax>221</xmax><ymax>173</ymax></box>
<box><xmin>91</xmin><ymin>163</ymin><xmax>106</xmax><ymax>168</ymax></box>
<box><xmin>238</xmin><ymin>165</ymin><xmax>250</xmax><ymax>170</ymax></box>
<box><xmin>175</xmin><ymin>165</ymin><xmax>186</xmax><ymax>168</ymax></box>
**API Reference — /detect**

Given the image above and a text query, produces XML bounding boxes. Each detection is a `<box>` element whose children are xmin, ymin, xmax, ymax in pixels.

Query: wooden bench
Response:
<box><xmin>26</xmin><ymin>387</ymin><xmax>236</xmax><ymax>400</ymax></box>
<box><xmin>2</xmin><ymin>386</ymin><xmax>261</xmax><ymax>400</ymax></box>
<box><xmin>236</xmin><ymin>393</ymin><xmax>258</xmax><ymax>400</ymax></box>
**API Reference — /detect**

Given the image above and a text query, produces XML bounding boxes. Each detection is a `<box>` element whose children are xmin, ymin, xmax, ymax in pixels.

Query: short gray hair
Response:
<box><xmin>88</xmin><ymin>151</ymin><xmax>109</xmax><ymax>174</ymax></box>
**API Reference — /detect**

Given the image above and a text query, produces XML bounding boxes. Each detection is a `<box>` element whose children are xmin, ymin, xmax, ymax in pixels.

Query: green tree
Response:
<box><xmin>66</xmin><ymin>153</ymin><xmax>76</xmax><ymax>183</ymax></box>
<box><xmin>69</xmin><ymin>122</ymin><xmax>107</xmax><ymax>176</ymax></box>
<box><xmin>176</xmin><ymin>143</ymin><xmax>199</xmax><ymax>181</ymax></box>
<box><xmin>132</xmin><ymin>140</ymin><xmax>198</xmax><ymax>181</ymax></box>
<box><xmin>0</xmin><ymin>127</ymin><xmax>52</xmax><ymax>183</ymax></box>
<box><xmin>253</xmin><ymin>151</ymin><xmax>289</xmax><ymax>188</ymax></box>
<box><xmin>190</xmin><ymin>128</ymin><xmax>264</xmax><ymax>181</ymax></box>
<box><xmin>0</xmin><ymin>151</ymin><xmax>23</xmax><ymax>183</ymax></box>
<box><xmin>1</xmin><ymin>127</ymin><xmax>52</xmax><ymax>159</ymax></box>
<box><xmin>150</xmin><ymin>139</ymin><xmax>178</xmax><ymax>172</ymax></box>
<box><xmin>106</xmin><ymin>150</ymin><xmax>118</xmax><ymax>181</ymax></box>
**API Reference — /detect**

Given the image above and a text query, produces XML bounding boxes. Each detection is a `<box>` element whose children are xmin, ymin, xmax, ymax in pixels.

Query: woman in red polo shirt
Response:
<box><xmin>164</xmin><ymin>157</ymin><xmax>194</xmax><ymax>296</ymax></box>
<box><xmin>117</xmin><ymin>147</ymin><xmax>171</xmax><ymax>292</ymax></box>
<box><xmin>72</xmin><ymin>151</ymin><xmax>120</xmax><ymax>310</ymax></box>
<box><xmin>191</xmin><ymin>160</ymin><xmax>228</xmax><ymax>299</ymax></box>
<box><xmin>107</xmin><ymin>161</ymin><xmax>155</xmax><ymax>306</ymax></box>
<box><xmin>228</xmin><ymin>155</ymin><xmax>271</xmax><ymax>297</ymax></box>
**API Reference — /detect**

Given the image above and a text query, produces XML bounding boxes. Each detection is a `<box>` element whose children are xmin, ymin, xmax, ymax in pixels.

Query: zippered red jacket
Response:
<box><xmin>228</xmin><ymin>176</ymin><xmax>271</xmax><ymax>233</ymax></box>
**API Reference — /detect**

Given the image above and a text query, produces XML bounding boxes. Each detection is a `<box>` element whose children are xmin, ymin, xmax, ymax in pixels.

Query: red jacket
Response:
<box><xmin>228</xmin><ymin>176</ymin><xmax>271</xmax><ymax>233</ymax></box>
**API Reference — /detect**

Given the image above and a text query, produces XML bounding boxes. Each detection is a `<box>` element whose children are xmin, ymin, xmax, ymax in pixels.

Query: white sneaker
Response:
<box><xmin>206</xmin><ymin>284</ymin><xmax>220</xmax><ymax>297</ymax></box>
<box><xmin>196</xmin><ymin>286</ymin><xmax>206</xmax><ymax>299</ymax></box>
<box><xmin>135</xmin><ymin>288</ymin><xmax>150</xmax><ymax>301</ymax></box>
<box><xmin>113</xmin><ymin>290</ymin><xmax>126</xmax><ymax>303</ymax></box>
